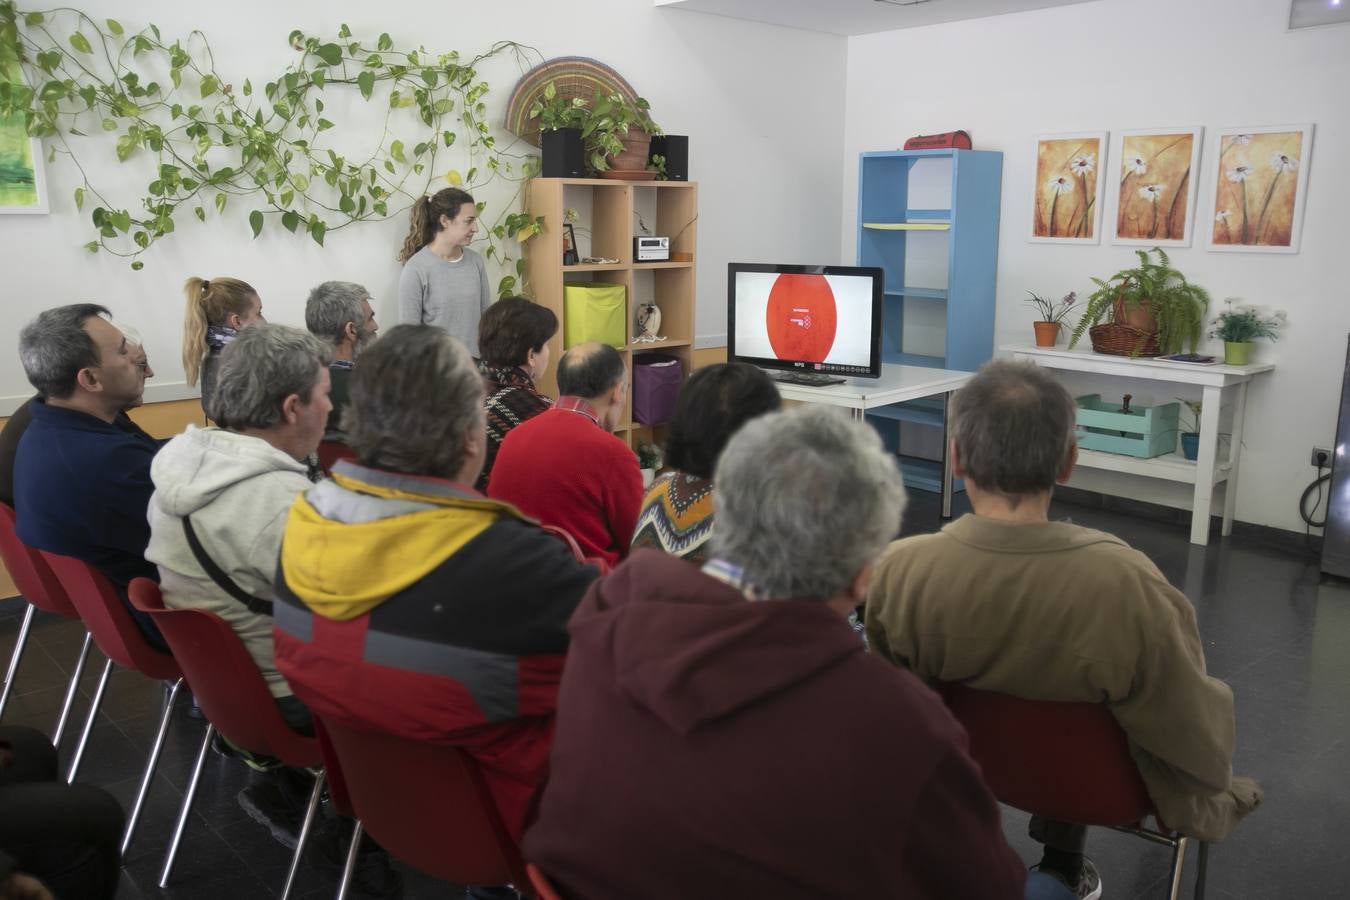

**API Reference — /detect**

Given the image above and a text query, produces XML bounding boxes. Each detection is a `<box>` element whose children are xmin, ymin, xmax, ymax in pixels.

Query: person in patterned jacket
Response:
<box><xmin>631</xmin><ymin>363</ymin><xmax>780</xmax><ymax>564</ymax></box>
<box><xmin>474</xmin><ymin>297</ymin><xmax>558</xmax><ymax>491</ymax></box>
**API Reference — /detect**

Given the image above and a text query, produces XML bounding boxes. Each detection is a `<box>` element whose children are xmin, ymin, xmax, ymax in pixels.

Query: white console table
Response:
<box><xmin>1004</xmin><ymin>346</ymin><xmax>1275</xmax><ymax>546</ymax></box>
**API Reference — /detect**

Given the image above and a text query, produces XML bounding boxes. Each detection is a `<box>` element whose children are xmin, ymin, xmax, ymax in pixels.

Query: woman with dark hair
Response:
<box><xmin>396</xmin><ymin>187</ymin><xmax>492</xmax><ymax>357</ymax></box>
<box><xmin>475</xmin><ymin>296</ymin><xmax>559</xmax><ymax>491</ymax></box>
<box><xmin>631</xmin><ymin>362</ymin><xmax>781</xmax><ymax>563</ymax></box>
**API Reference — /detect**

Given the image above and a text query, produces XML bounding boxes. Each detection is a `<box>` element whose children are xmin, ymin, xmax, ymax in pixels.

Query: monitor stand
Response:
<box><xmin>769</xmin><ymin>370</ymin><xmax>846</xmax><ymax>387</ymax></box>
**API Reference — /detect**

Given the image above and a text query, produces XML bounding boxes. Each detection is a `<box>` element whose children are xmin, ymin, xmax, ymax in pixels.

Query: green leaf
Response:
<box><xmin>498</xmin><ymin>276</ymin><xmax>516</xmax><ymax>297</ymax></box>
<box><xmin>281</xmin><ymin>210</ymin><xmax>300</xmax><ymax>232</ymax></box>
<box><xmin>316</xmin><ymin>118</ymin><xmax>334</xmax><ymax>131</ymax></box>
<box><xmin>280</xmin><ymin>190</ymin><xmax>294</xmax><ymax>208</ymax></box>
<box><xmin>24</xmin><ymin>12</ymin><xmax>45</xmax><ymax>26</ymax></box>
<box><xmin>200</xmin><ymin>75</ymin><xmax>218</xmax><ymax>98</ymax></box>
<box><xmin>316</xmin><ymin>43</ymin><xmax>343</xmax><ymax>66</ymax></box>
<box><xmin>69</xmin><ymin>32</ymin><xmax>93</xmax><ymax>54</ymax></box>
<box><xmin>390</xmin><ymin>139</ymin><xmax>405</xmax><ymax>163</ymax></box>
<box><xmin>84</xmin><ymin>241</ymin><xmax>99</xmax><ymax>252</ymax></box>
<box><xmin>311</xmin><ymin>69</ymin><xmax>325</xmax><ymax>89</ymax></box>
<box><xmin>131</xmin><ymin>260</ymin><xmax>144</xmax><ymax>271</ymax></box>
<box><xmin>378</xmin><ymin>32</ymin><xmax>393</xmax><ymax>51</ymax></box>
<box><xmin>106</xmin><ymin>19</ymin><xmax>124</xmax><ymax>36</ymax></box>
<box><xmin>72</xmin><ymin>187</ymin><xmax>84</xmax><ymax>210</ymax></box>
<box><xmin>357</xmin><ymin>70</ymin><xmax>374</xmax><ymax>100</ymax></box>
<box><xmin>194</xmin><ymin>206</ymin><xmax>206</xmax><ymax>222</ymax></box>
<box><xmin>101</xmin><ymin>118</ymin><xmax>118</xmax><ymax>131</ymax></box>
<box><xmin>309</xmin><ymin>220</ymin><xmax>326</xmax><ymax>246</ymax></box>
<box><xmin>111</xmin><ymin>210</ymin><xmax>131</xmax><ymax>232</ymax></box>
<box><xmin>242</xmin><ymin>79</ymin><xmax>252</xmax><ymax>96</ymax></box>
<box><xmin>339</xmin><ymin>193</ymin><xmax>355</xmax><ymax>213</ymax></box>
<box><xmin>249</xmin><ymin>210</ymin><xmax>264</xmax><ymax>238</ymax></box>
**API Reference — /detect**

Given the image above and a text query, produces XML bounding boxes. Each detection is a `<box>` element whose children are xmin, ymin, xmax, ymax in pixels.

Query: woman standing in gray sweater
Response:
<box><xmin>396</xmin><ymin>187</ymin><xmax>492</xmax><ymax>357</ymax></box>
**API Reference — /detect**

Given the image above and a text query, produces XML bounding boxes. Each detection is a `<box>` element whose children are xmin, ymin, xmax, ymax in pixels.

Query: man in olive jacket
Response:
<box><xmin>866</xmin><ymin>360</ymin><xmax>1261</xmax><ymax>900</ymax></box>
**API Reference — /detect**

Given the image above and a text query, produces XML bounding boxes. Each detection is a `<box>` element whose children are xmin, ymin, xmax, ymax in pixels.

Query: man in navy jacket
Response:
<box><xmin>13</xmin><ymin>304</ymin><xmax>165</xmax><ymax>649</ymax></box>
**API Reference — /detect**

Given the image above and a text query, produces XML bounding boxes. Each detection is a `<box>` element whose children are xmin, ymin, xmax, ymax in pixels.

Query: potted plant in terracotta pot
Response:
<box><xmin>1210</xmin><ymin>300</ymin><xmax>1283</xmax><ymax>365</ymax></box>
<box><xmin>1177</xmin><ymin>398</ymin><xmax>1202</xmax><ymax>460</ymax></box>
<box><xmin>1024</xmin><ymin>291</ymin><xmax>1076</xmax><ymax>347</ymax></box>
<box><xmin>1068</xmin><ymin>247</ymin><xmax>1210</xmax><ymax>357</ymax></box>
<box><xmin>578</xmin><ymin>90</ymin><xmax>662</xmax><ymax>178</ymax></box>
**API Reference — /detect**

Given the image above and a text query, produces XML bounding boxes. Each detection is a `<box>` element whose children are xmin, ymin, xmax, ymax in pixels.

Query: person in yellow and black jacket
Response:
<box><xmin>271</xmin><ymin>325</ymin><xmax>601</xmax><ymax>849</ymax></box>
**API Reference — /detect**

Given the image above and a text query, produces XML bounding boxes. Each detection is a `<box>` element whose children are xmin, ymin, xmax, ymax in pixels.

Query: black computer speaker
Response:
<box><xmin>541</xmin><ymin>128</ymin><xmax>585</xmax><ymax>178</ymax></box>
<box><xmin>649</xmin><ymin>135</ymin><xmax>688</xmax><ymax>181</ymax></box>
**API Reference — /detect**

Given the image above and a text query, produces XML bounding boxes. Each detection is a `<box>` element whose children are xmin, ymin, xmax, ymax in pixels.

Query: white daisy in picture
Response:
<box><xmin>1236</xmin><ymin>134</ymin><xmax>1252</xmax><ymax>145</ymax></box>
<box><xmin>1270</xmin><ymin>153</ymin><xmax>1298</xmax><ymax>173</ymax></box>
<box><xmin>1215</xmin><ymin>210</ymin><xmax>1231</xmax><ymax>222</ymax></box>
<box><xmin>1046</xmin><ymin>175</ymin><xmax>1073</xmax><ymax>194</ymax></box>
<box><xmin>1070</xmin><ymin>155</ymin><xmax>1095</xmax><ymax>176</ymax></box>
<box><xmin>1226</xmin><ymin>165</ymin><xmax>1252</xmax><ymax>183</ymax></box>
<box><xmin>1138</xmin><ymin>184</ymin><xmax>1164</xmax><ymax>201</ymax></box>
<box><xmin>1123</xmin><ymin>156</ymin><xmax>1147</xmax><ymax>176</ymax></box>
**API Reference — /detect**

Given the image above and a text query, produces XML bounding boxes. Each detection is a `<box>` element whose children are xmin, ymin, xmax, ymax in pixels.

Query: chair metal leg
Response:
<box><xmin>121</xmin><ymin>677</ymin><xmax>183</xmax><ymax>855</ymax></box>
<box><xmin>51</xmin><ymin>632</ymin><xmax>92</xmax><ymax>748</ymax></box>
<box><xmin>336</xmin><ymin>820</ymin><xmax>363</xmax><ymax>900</ymax></box>
<box><xmin>1194</xmin><ymin>841</ymin><xmax>1209</xmax><ymax>900</ymax></box>
<box><xmin>158</xmin><ymin>722</ymin><xmax>213</xmax><ymax>887</ymax></box>
<box><xmin>0</xmin><ymin>603</ymin><xmax>36</xmax><ymax>721</ymax></box>
<box><xmin>280</xmin><ymin>770</ymin><xmax>326</xmax><ymax>900</ymax></box>
<box><xmin>1166</xmin><ymin>834</ymin><xmax>1190</xmax><ymax>900</ymax></box>
<box><xmin>66</xmin><ymin>656</ymin><xmax>114</xmax><ymax>783</ymax></box>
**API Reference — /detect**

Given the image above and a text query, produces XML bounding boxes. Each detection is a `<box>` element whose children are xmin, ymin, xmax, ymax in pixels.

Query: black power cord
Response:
<box><xmin>1301</xmin><ymin>463</ymin><xmax>1332</xmax><ymax>554</ymax></box>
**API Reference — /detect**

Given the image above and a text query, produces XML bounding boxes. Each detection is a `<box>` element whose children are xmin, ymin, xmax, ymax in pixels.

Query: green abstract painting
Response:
<box><xmin>0</xmin><ymin>104</ymin><xmax>46</xmax><ymax>213</ymax></box>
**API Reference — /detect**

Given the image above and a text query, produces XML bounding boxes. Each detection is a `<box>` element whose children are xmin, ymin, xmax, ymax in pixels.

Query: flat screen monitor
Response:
<box><xmin>728</xmin><ymin>263</ymin><xmax>883</xmax><ymax>379</ymax></box>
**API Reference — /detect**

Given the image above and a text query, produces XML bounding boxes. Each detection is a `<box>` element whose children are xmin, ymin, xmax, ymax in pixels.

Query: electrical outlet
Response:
<box><xmin>1311</xmin><ymin>447</ymin><xmax>1332</xmax><ymax>468</ymax></box>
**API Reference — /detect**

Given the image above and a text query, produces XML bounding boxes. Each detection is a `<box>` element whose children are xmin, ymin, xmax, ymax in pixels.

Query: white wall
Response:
<box><xmin>844</xmin><ymin>0</ymin><xmax>1350</xmax><ymax>534</ymax></box>
<box><xmin>0</xmin><ymin>0</ymin><xmax>846</xmax><ymax>405</ymax></box>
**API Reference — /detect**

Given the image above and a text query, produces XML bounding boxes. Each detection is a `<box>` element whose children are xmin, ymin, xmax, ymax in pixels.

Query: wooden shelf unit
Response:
<box><xmin>523</xmin><ymin>177</ymin><xmax>698</xmax><ymax>447</ymax></box>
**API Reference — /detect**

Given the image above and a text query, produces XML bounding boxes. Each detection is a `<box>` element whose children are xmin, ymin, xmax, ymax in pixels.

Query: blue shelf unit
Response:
<box><xmin>856</xmin><ymin>148</ymin><xmax>1003</xmax><ymax>494</ymax></box>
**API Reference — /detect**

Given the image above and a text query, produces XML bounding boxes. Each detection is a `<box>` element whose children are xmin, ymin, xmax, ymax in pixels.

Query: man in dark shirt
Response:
<box><xmin>13</xmin><ymin>305</ymin><xmax>165</xmax><ymax>649</ymax></box>
<box><xmin>303</xmin><ymin>281</ymin><xmax>378</xmax><ymax>442</ymax></box>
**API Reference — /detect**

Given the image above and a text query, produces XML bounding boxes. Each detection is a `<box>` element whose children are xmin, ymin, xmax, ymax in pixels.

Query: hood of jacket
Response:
<box><xmin>150</xmin><ymin>426</ymin><xmax>307</xmax><ymax>517</ymax></box>
<box><xmin>572</xmin><ymin>549</ymin><xmax>863</xmax><ymax>735</ymax></box>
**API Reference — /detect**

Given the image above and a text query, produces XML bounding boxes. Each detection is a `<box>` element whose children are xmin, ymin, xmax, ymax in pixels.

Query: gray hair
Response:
<box><xmin>208</xmin><ymin>324</ymin><xmax>331</xmax><ymax>430</ymax></box>
<box><xmin>345</xmin><ymin>325</ymin><xmax>483</xmax><ymax>479</ymax></box>
<box><xmin>305</xmin><ymin>281</ymin><xmax>369</xmax><ymax>348</ymax></box>
<box><xmin>711</xmin><ymin>405</ymin><xmax>906</xmax><ymax>599</ymax></box>
<box><xmin>951</xmin><ymin>359</ymin><xmax>1077</xmax><ymax>496</ymax></box>
<box><xmin>18</xmin><ymin>304</ymin><xmax>112</xmax><ymax>399</ymax></box>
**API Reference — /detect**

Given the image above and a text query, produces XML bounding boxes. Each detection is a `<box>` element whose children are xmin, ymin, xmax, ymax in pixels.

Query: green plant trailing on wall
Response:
<box><xmin>0</xmin><ymin>3</ymin><xmax>544</xmax><ymax>293</ymax></box>
<box><xmin>1068</xmin><ymin>246</ymin><xmax>1210</xmax><ymax>355</ymax></box>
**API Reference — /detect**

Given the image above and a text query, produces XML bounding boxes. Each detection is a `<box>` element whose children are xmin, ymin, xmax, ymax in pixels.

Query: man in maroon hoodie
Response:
<box><xmin>524</xmin><ymin>405</ymin><xmax>1038</xmax><ymax>900</ymax></box>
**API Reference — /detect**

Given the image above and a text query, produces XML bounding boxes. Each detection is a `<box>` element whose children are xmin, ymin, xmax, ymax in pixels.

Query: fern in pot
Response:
<box><xmin>1068</xmin><ymin>247</ymin><xmax>1210</xmax><ymax>357</ymax></box>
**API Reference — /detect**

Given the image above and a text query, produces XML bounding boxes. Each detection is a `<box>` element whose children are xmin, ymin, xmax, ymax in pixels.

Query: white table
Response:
<box><xmin>1004</xmin><ymin>345</ymin><xmax>1275</xmax><ymax>546</ymax></box>
<box><xmin>773</xmin><ymin>363</ymin><xmax>975</xmax><ymax>518</ymax></box>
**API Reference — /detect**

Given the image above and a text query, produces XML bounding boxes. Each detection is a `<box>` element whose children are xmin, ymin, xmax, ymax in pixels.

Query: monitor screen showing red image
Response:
<box><xmin>728</xmin><ymin>264</ymin><xmax>883</xmax><ymax>378</ymax></box>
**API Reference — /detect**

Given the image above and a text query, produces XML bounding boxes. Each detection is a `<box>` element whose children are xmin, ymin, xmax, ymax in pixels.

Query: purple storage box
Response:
<box><xmin>632</xmin><ymin>354</ymin><xmax>684</xmax><ymax>425</ymax></box>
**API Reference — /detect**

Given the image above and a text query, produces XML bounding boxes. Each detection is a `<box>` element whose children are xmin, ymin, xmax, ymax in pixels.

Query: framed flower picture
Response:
<box><xmin>1029</xmin><ymin>132</ymin><xmax>1107</xmax><ymax>244</ymax></box>
<box><xmin>1206</xmin><ymin>124</ymin><xmax>1314</xmax><ymax>254</ymax></box>
<box><xmin>1109</xmin><ymin>127</ymin><xmax>1203</xmax><ymax>247</ymax></box>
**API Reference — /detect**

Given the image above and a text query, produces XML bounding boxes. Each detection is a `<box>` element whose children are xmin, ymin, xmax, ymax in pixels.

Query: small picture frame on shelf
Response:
<box><xmin>562</xmin><ymin>223</ymin><xmax>579</xmax><ymax>266</ymax></box>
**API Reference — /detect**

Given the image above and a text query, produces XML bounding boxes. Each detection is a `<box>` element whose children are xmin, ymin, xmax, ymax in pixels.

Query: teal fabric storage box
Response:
<box><xmin>1075</xmin><ymin>394</ymin><xmax>1179</xmax><ymax>459</ymax></box>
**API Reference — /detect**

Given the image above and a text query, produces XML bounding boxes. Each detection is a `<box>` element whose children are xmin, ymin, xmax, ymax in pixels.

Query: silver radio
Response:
<box><xmin>634</xmin><ymin>236</ymin><xmax>670</xmax><ymax>261</ymax></box>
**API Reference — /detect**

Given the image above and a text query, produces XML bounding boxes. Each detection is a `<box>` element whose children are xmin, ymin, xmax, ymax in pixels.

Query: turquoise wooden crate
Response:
<box><xmin>1075</xmin><ymin>394</ymin><xmax>1180</xmax><ymax>458</ymax></box>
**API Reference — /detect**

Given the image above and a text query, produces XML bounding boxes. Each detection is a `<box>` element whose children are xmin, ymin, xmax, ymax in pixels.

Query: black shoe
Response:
<box><xmin>237</xmin><ymin>781</ymin><xmax>304</xmax><ymax>849</ymax></box>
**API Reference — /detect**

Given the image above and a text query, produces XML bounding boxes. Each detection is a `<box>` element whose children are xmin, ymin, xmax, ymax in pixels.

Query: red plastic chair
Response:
<box><xmin>526</xmin><ymin>863</ymin><xmax>564</xmax><ymax>900</ymax></box>
<box><xmin>313</xmin><ymin>716</ymin><xmax>531</xmax><ymax>898</ymax></box>
<box><xmin>317</xmin><ymin>440</ymin><xmax>356</xmax><ymax>475</ymax></box>
<box><xmin>0</xmin><ymin>503</ymin><xmax>93</xmax><ymax>746</ymax></box>
<box><xmin>39</xmin><ymin>552</ymin><xmax>185</xmax><ymax>858</ymax></box>
<box><xmin>129</xmin><ymin>579</ymin><xmax>325</xmax><ymax>897</ymax></box>
<box><xmin>937</xmin><ymin>682</ymin><xmax>1209</xmax><ymax>900</ymax></box>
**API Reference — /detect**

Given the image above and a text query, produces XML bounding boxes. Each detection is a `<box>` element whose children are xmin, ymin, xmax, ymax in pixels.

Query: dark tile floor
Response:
<box><xmin>2</xmin><ymin>492</ymin><xmax>1348</xmax><ymax>898</ymax></box>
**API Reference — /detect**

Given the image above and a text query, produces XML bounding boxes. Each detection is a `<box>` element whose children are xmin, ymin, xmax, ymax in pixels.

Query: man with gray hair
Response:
<box><xmin>488</xmin><ymin>341</ymin><xmax>643</xmax><ymax>568</ymax></box>
<box><xmin>525</xmin><ymin>405</ymin><xmax>1030</xmax><ymax>899</ymax></box>
<box><xmin>304</xmin><ymin>281</ymin><xmax>378</xmax><ymax>442</ymax></box>
<box><xmin>867</xmin><ymin>360</ymin><xmax>1262</xmax><ymax>900</ymax></box>
<box><xmin>272</xmin><ymin>325</ymin><xmax>600</xmax><ymax>867</ymax></box>
<box><xmin>13</xmin><ymin>304</ymin><xmax>165</xmax><ymax>649</ymax></box>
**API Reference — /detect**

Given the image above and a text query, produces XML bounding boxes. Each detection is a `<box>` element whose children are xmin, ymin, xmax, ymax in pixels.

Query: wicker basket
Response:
<box><xmin>1089</xmin><ymin>323</ymin><xmax>1160</xmax><ymax>357</ymax></box>
<box><xmin>504</xmin><ymin>57</ymin><xmax>641</xmax><ymax>148</ymax></box>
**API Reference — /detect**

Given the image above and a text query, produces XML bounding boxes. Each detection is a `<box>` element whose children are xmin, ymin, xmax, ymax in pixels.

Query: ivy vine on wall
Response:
<box><xmin>0</xmin><ymin>2</ymin><xmax>543</xmax><ymax>294</ymax></box>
